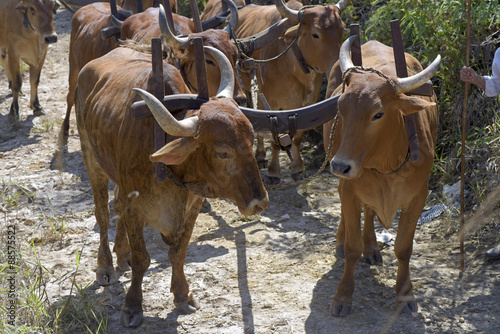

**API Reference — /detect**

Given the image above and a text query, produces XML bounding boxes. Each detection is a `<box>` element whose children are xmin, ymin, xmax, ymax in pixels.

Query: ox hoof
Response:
<box><xmin>120</xmin><ymin>309</ymin><xmax>144</xmax><ymax>327</ymax></box>
<box><xmin>117</xmin><ymin>255</ymin><xmax>131</xmax><ymax>271</ymax></box>
<box><xmin>291</xmin><ymin>171</ymin><xmax>305</xmax><ymax>181</ymax></box>
<box><xmin>95</xmin><ymin>267</ymin><xmax>117</xmax><ymax>286</ymax></box>
<box><xmin>336</xmin><ymin>246</ymin><xmax>345</xmax><ymax>259</ymax></box>
<box><xmin>200</xmin><ymin>199</ymin><xmax>212</xmax><ymax>213</ymax></box>
<box><xmin>330</xmin><ymin>300</ymin><xmax>352</xmax><ymax>317</ymax></box>
<box><xmin>175</xmin><ymin>292</ymin><xmax>200</xmax><ymax>314</ymax></box>
<box><xmin>33</xmin><ymin>108</ymin><xmax>46</xmax><ymax>116</ymax></box>
<box><xmin>257</xmin><ymin>159</ymin><xmax>268</xmax><ymax>169</ymax></box>
<box><xmin>263</xmin><ymin>175</ymin><xmax>280</xmax><ymax>185</ymax></box>
<box><xmin>398</xmin><ymin>300</ymin><xmax>418</xmax><ymax>314</ymax></box>
<box><xmin>364</xmin><ymin>250</ymin><xmax>383</xmax><ymax>265</ymax></box>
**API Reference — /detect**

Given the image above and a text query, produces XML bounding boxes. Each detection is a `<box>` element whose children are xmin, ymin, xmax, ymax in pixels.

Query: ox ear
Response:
<box><xmin>394</xmin><ymin>94</ymin><xmax>436</xmax><ymax>115</ymax></box>
<box><xmin>283</xmin><ymin>25</ymin><xmax>299</xmax><ymax>44</ymax></box>
<box><xmin>150</xmin><ymin>137</ymin><xmax>199</xmax><ymax>165</ymax></box>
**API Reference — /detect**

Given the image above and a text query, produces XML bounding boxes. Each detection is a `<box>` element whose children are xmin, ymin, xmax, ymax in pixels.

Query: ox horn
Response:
<box><xmin>275</xmin><ymin>0</ymin><xmax>299</xmax><ymax>24</ymax></box>
<box><xmin>336</xmin><ymin>0</ymin><xmax>351</xmax><ymax>12</ymax></box>
<box><xmin>203</xmin><ymin>46</ymin><xmax>235</xmax><ymax>99</ymax></box>
<box><xmin>339</xmin><ymin>35</ymin><xmax>356</xmax><ymax>74</ymax></box>
<box><xmin>159</xmin><ymin>4</ymin><xmax>190</xmax><ymax>48</ymax></box>
<box><xmin>394</xmin><ymin>55</ymin><xmax>441</xmax><ymax>94</ymax></box>
<box><xmin>222</xmin><ymin>0</ymin><xmax>239</xmax><ymax>36</ymax></box>
<box><xmin>132</xmin><ymin>88</ymin><xmax>200</xmax><ymax>137</ymax></box>
<box><xmin>110</xmin><ymin>15</ymin><xmax>123</xmax><ymax>29</ymax></box>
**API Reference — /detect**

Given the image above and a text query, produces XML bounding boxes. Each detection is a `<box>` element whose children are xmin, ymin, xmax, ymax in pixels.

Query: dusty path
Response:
<box><xmin>1</xmin><ymin>7</ymin><xmax>499</xmax><ymax>334</ymax></box>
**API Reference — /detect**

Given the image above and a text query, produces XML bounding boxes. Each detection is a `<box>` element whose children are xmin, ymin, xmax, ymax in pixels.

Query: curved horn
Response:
<box><xmin>339</xmin><ymin>35</ymin><xmax>356</xmax><ymax>74</ymax></box>
<box><xmin>394</xmin><ymin>55</ymin><xmax>441</xmax><ymax>94</ymax></box>
<box><xmin>132</xmin><ymin>88</ymin><xmax>199</xmax><ymax>137</ymax></box>
<box><xmin>110</xmin><ymin>15</ymin><xmax>123</xmax><ymax>29</ymax></box>
<box><xmin>203</xmin><ymin>46</ymin><xmax>235</xmax><ymax>99</ymax></box>
<box><xmin>222</xmin><ymin>0</ymin><xmax>239</xmax><ymax>36</ymax></box>
<box><xmin>275</xmin><ymin>0</ymin><xmax>299</xmax><ymax>24</ymax></box>
<box><xmin>336</xmin><ymin>0</ymin><xmax>351</xmax><ymax>12</ymax></box>
<box><xmin>159</xmin><ymin>4</ymin><xmax>189</xmax><ymax>48</ymax></box>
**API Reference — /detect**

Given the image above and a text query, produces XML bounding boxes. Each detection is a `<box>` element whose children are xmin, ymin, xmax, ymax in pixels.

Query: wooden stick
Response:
<box><xmin>460</xmin><ymin>0</ymin><xmax>472</xmax><ymax>272</ymax></box>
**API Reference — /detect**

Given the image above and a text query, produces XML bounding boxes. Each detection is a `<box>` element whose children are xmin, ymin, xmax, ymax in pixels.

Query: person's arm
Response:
<box><xmin>460</xmin><ymin>66</ymin><xmax>486</xmax><ymax>91</ymax></box>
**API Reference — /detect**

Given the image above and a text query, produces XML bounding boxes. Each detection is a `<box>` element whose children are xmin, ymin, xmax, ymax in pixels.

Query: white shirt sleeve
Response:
<box><xmin>484</xmin><ymin>48</ymin><xmax>500</xmax><ymax>97</ymax></box>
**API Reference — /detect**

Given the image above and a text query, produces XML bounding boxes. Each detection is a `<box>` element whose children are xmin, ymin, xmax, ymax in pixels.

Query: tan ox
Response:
<box><xmin>76</xmin><ymin>45</ymin><xmax>269</xmax><ymax>327</ymax></box>
<box><xmin>323</xmin><ymin>36</ymin><xmax>441</xmax><ymax>316</ymax></box>
<box><xmin>0</xmin><ymin>0</ymin><xmax>57</xmax><ymax>119</ymax></box>
<box><xmin>60</xmin><ymin>2</ymin><xmax>132</xmax><ymax>142</ymax></box>
<box><xmin>234</xmin><ymin>0</ymin><xmax>349</xmax><ymax>184</ymax></box>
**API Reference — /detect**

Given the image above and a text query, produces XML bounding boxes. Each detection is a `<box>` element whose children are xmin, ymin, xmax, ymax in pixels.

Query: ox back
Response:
<box><xmin>0</xmin><ymin>0</ymin><xmax>58</xmax><ymax>119</ymax></box>
<box><xmin>324</xmin><ymin>40</ymin><xmax>439</xmax><ymax>316</ymax></box>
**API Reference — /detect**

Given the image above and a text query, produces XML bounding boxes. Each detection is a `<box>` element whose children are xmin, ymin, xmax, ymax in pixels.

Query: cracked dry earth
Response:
<box><xmin>1</xmin><ymin>6</ymin><xmax>500</xmax><ymax>334</ymax></box>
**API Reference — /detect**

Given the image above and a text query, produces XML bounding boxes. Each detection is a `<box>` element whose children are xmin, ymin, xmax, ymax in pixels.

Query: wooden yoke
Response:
<box><xmin>135</xmin><ymin>37</ymin><xmax>210</xmax><ymax>181</ymax></box>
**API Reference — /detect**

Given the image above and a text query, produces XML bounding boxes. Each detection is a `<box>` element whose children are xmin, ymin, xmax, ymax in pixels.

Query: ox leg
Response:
<box><xmin>255</xmin><ymin>134</ymin><xmax>268</xmax><ymax>168</ymax></box>
<box><xmin>363</xmin><ymin>207</ymin><xmax>383</xmax><ymax>265</ymax></box>
<box><xmin>331</xmin><ymin>182</ymin><xmax>362</xmax><ymax>316</ymax></box>
<box><xmin>264</xmin><ymin>144</ymin><xmax>281</xmax><ymax>185</ymax></box>
<box><xmin>6</xmin><ymin>53</ymin><xmax>21</xmax><ymax>119</ymax></box>
<box><xmin>59</xmin><ymin>56</ymin><xmax>79</xmax><ymax>146</ymax></box>
<box><xmin>336</xmin><ymin>183</ymin><xmax>345</xmax><ymax>258</ymax></box>
<box><xmin>121</xmin><ymin>209</ymin><xmax>150</xmax><ymax>327</ymax></box>
<box><xmin>393</xmin><ymin>192</ymin><xmax>425</xmax><ymax>314</ymax></box>
<box><xmin>85</xmin><ymin>167</ymin><xmax>117</xmax><ymax>286</ymax></box>
<box><xmin>290</xmin><ymin>131</ymin><xmax>305</xmax><ymax>181</ymax></box>
<box><xmin>29</xmin><ymin>52</ymin><xmax>47</xmax><ymax>116</ymax></box>
<box><xmin>113</xmin><ymin>186</ymin><xmax>131</xmax><ymax>271</ymax></box>
<box><xmin>161</xmin><ymin>199</ymin><xmax>202</xmax><ymax>314</ymax></box>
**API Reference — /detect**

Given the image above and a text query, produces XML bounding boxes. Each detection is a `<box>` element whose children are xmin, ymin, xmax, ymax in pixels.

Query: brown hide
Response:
<box><xmin>234</xmin><ymin>0</ymin><xmax>346</xmax><ymax>181</ymax></box>
<box><xmin>200</xmin><ymin>0</ymin><xmax>245</xmax><ymax>21</ymax></box>
<box><xmin>323</xmin><ymin>40</ymin><xmax>438</xmax><ymax>316</ymax></box>
<box><xmin>60</xmin><ymin>2</ymin><xmax>132</xmax><ymax>141</ymax></box>
<box><xmin>120</xmin><ymin>0</ymin><xmax>177</xmax><ymax>13</ymax></box>
<box><xmin>0</xmin><ymin>0</ymin><xmax>57</xmax><ymax>118</ymax></box>
<box><xmin>76</xmin><ymin>47</ymin><xmax>268</xmax><ymax>327</ymax></box>
<box><xmin>120</xmin><ymin>7</ymin><xmax>194</xmax><ymax>42</ymax></box>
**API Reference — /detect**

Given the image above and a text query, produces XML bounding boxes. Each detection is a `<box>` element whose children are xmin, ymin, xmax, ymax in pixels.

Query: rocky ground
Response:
<box><xmin>1</xmin><ymin>6</ymin><xmax>499</xmax><ymax>334</ymax></box>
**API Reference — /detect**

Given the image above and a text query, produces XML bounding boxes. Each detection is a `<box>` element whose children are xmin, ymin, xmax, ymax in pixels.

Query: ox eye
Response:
<box><xmin>217</xmin><ymin>152</ymin><xmax>230</xmax><ymax>159</ymax></box>
<box><xmin>371</xmin><ymin>112</ymin><xmax>384</xmax><ymax>121</ymax></box>
<box><xmin>30</xmin><ymin>7</ymin><xmax>35</xmax><ymax>13</ymax></box>
<box><xmin>312</xmin><ymin>33</ymin><xmax>319</xmax><ymax>39</ymax></box>
<box><xmin>206</xmin><ymin>60</ymin><xmax>215</xmax><ymax>66</ymax></box>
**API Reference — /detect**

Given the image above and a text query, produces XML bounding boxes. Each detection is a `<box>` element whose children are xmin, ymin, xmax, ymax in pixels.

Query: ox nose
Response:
<box><xmin>234</xmin><ymin>94</ymin><xmax>247</xmax><ymax>106</ymax></box>
<box><xmin>45</xmin><ymin>34</ymin><xmax>58</xmax><ymax>44</ymax></box>
<box><xmin>244</xmin><ymin>194</ymin><xmax>269</xmax><ymax>216</ymax></box>
<box><xmin>330</xmin><ymin>160</ymin><xmax>351</xmax><ymax>177</ymax></box>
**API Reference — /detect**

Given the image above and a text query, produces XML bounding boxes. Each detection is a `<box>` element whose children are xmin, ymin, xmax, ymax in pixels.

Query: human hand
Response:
<box><xmin>460</xmin><ymin>66</ymin><xmax>477</xmax><ymax>83</ymax></box>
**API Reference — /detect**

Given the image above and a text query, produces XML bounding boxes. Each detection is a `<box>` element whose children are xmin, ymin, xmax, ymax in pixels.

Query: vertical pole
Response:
<box><xmin>189</xmin><ymin>0</ymin><xmax>203</xmax><ymax>33</ymax></box>
<box><xmin>391</xmin><ymin>19</ymin><xmax>420</xmax><ymax>162</ymax></box>
<box><xmin>349</xmin><ymin>24</ymin><xmax>362</xmax><ymax>66</ymax></box>
<box><xmin>161</xmin><ymin>0</ymin><xmax>175</xmax><ymax>34</ymax></box>
<box><xmin>152</xmin><ymin>38</ymin><xmax>166</xmax><ymax>181</ymax></box>
<box><xmin>192</xmin><ymin>37</ymin><xmax>209</xmax><ymax>100</ymax></box>
<box><xmin>110</xmin><ymin>0</ymin><xmax>117</xmax><ymax>16</ymax></box>
<box><xmin>460</xmin><ymin>0</ymin><xmax>472</xmax><ymax>272</ymax></box>
<box><xmin>136</xmin><ymin>0</ymin><xmax>143</xmax><ymax>13</ymax></box>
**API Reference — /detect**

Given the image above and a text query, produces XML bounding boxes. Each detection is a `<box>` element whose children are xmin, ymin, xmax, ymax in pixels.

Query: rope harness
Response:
<box><xmin>342</xmin><ymin>66</ymin><xmax>411</xmax><ymax>175</ymax></box>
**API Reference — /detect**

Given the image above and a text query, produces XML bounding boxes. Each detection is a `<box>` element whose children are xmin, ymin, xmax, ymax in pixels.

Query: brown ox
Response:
<box><xmin>76</xmin><ymin>45</ymin><xmax>269</xmax><ymax>327</ymax></box>
<box><xmin>118</xmin><ymin>3</ymin><xmax>246</xmax><ymax>102</ymax></box>
<box><xmin>323</xmin><ymin>36</ymin><xmax>441</xmax><ymax>316</ymax></box>
<box><xmin>0</xmin><ymin>0</ymin><xmax>57</xmax><ymax>119</ymax></box>
<box><xmin>60</xmin><ymin>2</ymin><xmax>132</xmax><ymax>141</ymax></box>
<box><xmin>233</xmin><ymin>0</ymin><xmax>349</xmax><ymax>183</ymax></box>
